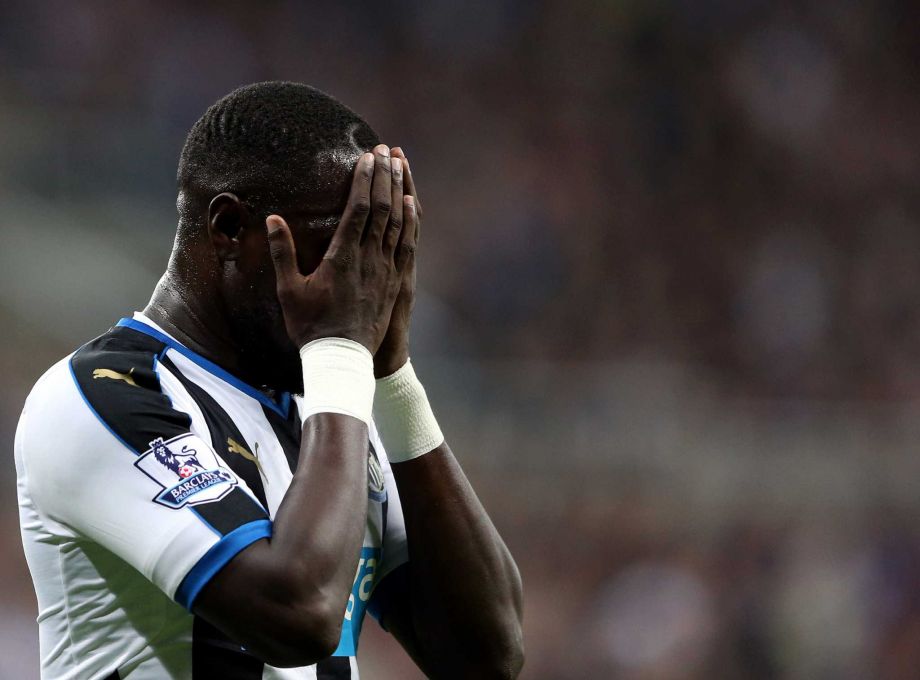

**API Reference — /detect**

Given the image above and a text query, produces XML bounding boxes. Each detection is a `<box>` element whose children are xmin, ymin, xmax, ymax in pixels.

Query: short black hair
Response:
<box><xmin>177</xmin><ymin>81</ymin><xmax>379</xmax><ymax>225</ymax></box>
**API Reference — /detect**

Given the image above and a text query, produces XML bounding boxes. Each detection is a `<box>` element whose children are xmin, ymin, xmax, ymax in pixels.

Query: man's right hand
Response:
<box><xmin>265</xmin><ymin>144</ymin><xmax>408</xmax><ymax>353</ymax></box>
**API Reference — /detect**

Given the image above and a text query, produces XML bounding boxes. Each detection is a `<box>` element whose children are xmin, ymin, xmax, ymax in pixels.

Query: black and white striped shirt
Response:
<box><xmin>16</xmin><ymin>313</ymin><xmax>408</xmax><ymax>679</ymax></box>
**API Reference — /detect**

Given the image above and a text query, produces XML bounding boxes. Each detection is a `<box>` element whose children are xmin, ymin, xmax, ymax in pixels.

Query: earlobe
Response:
<box><xmin>208</xmin><ymin>193</ymin><xmax>246</xmax><ymax>261</ymax></box>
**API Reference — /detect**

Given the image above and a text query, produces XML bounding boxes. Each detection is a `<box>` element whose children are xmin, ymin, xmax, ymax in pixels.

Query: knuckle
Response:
<box><xmin>400</xmin><ymin>242</ymin><xmax>417</xmax><ymax>258</ymax></box>
<box><xmin>351</xmin><ymin>198</ymin><xmax>371</xmax><ymax>216</ymax></box>
<box><xmin>267</xmin><ymin>242</ymin><xmax>286</xmax><ymax>261</ymax></box>
<box><xmin>327</xmin><ymin>250</ymin><xmax>354</xmax><ymax>272</ymax></box>
<box><xmin>372</xmin><ymin>197</ymin><xmax>392</xmax><ymax>214</ymax></box>
<box><xmin>337</xmin><ymin>252</ymin><xmax>355</xmax><ymax>272</ymax></box>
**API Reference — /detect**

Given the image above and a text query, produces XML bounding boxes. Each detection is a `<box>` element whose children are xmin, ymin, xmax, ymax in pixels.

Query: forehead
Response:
<box><xmin>282</xmin><ymin>145</ymin><xmax>364</xmax><ymax>215</ymax></box>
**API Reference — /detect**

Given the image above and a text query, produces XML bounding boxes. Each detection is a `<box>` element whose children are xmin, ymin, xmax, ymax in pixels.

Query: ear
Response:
<box><xmin>208</xmin><ymin>193</ymin><xmax>247</xmax><ymax>262</ymax></box>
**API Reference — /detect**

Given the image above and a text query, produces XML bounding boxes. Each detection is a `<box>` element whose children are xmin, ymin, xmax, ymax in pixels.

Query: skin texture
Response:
<box><xmin>145</xmin><ymin>143</ymin><xmax>524</xmax><ymax>675</ymax></box>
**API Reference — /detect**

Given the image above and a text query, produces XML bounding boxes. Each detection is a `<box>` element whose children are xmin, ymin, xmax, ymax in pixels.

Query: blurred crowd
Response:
<box><xmin>1</xmin><ymin>1</ymin><xmax>920</xmax><ymax>678</ymax></box>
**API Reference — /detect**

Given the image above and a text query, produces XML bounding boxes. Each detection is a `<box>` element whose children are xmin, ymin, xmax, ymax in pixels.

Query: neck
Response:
<box><xmin>144</xmin><ymin>267</ymin><xmax>245</xmax><ymax>379</ymax></box>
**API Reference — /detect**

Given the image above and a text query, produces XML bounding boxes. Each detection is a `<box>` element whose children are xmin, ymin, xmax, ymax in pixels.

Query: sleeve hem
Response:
<box><xmin>174</xmin><ymin>518</ymin><xmax>272</xmax><ymax>610</ymax></box>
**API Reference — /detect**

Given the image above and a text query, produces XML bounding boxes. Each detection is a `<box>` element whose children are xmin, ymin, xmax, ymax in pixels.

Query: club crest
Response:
<box><xmin>367</xmin><ymin>442</ymin><xmax>386</xmax><ymax>502</ymax></box>
<box><xmin>135</xmin><ymin>434</ymin><xmax>237</xmax><ymax>509</ymax></box>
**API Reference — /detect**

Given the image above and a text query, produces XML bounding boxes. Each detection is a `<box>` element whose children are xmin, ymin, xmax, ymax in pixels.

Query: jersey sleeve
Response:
<box><xmin>17</xmin><ymin>347</ymin><xmax>272</xmax><ymax>612</ymax></box>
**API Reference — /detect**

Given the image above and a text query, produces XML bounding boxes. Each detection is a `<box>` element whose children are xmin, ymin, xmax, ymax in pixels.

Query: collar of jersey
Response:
<box><xmin>116</xmin><ymin>316</ymin><xmax>292</xmax><ymax>419</ymax></box>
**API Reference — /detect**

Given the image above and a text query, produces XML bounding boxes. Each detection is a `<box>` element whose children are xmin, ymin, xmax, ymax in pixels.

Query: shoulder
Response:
<box><xmin>20</xmin><ymin>353</ymin><xmax>93</xmax><ymax>446</ymax></box>
<box><xmin>22</xmin><ymin>325</ymin><xmax>167</xmax><ymax>423</ymax></box>
<box><xmin>18</xmin><ymin>326</ymin><xmax>189</xmax><ymax>477</ymax></box>
<box><xmin>67</xmin><ymin>325</ymin><xmax>191</xmax><ymax>454</ymax></box>
<box><xmin>69</xmin><ymin>323</ymin><xmax>169</xmax><ymax>412</ymax></box>
<box><xmin>18</xmin><ymin>327</ymin><xmax>193</xmax><ymax>516</ymax></box>
<box><xmin>16</xmin><ymin>353</ymin><xmax>109</xmax><ymax>511</ymax></box>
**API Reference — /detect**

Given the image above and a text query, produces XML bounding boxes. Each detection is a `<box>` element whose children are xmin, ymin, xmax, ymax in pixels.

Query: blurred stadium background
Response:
<box><xmin>2</xmin><ymin>1</ymin><xmax>920</xmax><ymax>678</ymax></box>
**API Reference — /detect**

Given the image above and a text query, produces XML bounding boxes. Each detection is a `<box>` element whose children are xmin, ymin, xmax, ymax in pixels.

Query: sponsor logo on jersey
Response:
<box><xmin>92</xmin><ymin>367</ymin><xmax>138</xmax><ymax>387</ymax></box>
<box><xmin>334</xmin><ymin>545</ymin><xmax>382</xmax><ymax>657</ymax></box>
<box><xmin>227</xmin><ymin>437</ymin><xmax>265</xmax><ymax>478</ymax></box>
<box><xmin>135</xmin><ymin>434</ymin><xmax>237</xmax><ymax>509</ymax></box>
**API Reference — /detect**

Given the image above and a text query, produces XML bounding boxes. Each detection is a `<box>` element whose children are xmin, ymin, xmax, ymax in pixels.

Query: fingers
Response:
<box><xmin>391</xmin><ymin>147</ymin><xmax>422</xmax><ymax>219</ymax></box>
<box><xmin>266</xmin><ymin>215</ymin><xmax>300</xmax><ymax>297</ymax></box>
<box><xmin>365</xmin><ymin>144</ymin><xmax>393</xmax><ymax>246</ymax></box>
<box><xmin>328</xmin><ymin>152</ymin><xmax>374</xmax><ymax>258</ymax></box>
<box><xmin>394</xmin><ymin>194</ymin><xmax>418</xmax><ymax>273</ymax></box>
<box><xmin>383</xmin><ymin>157</ymin><xmax>404</xmax><ymax>258</ymax></box>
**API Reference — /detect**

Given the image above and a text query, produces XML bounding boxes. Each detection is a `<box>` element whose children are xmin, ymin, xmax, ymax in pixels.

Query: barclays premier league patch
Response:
<box><xmin>135</xmin><ymin>434</ymin><xmax>237</xmax><ymax>509</ymax></box>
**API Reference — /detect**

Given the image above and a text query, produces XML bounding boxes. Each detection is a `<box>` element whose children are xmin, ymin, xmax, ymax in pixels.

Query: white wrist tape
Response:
<box><xmin>373</xmin><ymin>359</ymin><xmax>444</xmax><ymax>463</ymax></box>
<box><xmin>299</xmin><ymin>338</ymin><xmax>375</xmax><ymax>427</ymax></box>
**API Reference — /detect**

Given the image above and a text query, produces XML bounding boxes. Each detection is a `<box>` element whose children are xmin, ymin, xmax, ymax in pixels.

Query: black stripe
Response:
<box><xmin>192</xmin><ymin>485</ymin><xmax>267</xmax><ymax>536</ymax></box>
<box><xmin>71</xmin><ymin>326</ymin><xmax>189</xmax><ymax>454</ymax></box>
<box><xmin>261</xmin><ymin>401</ymin><xmax>302</xmax><ymax>473</ymax></box>
<box><xmin>101</xmin><ymin>669</ymin><xmax>120</xmax><ymax>680</ymax></box>
<box><xmin>317</xmin><ymin>656</ymin><xmax>352</xmax><ymax>679</ymax></box>
<box><xmin>193</xmin><ymin>617</ymin><xmax>264</xmax><ymax>679</ymax></box>
<box><xmin>161</xmin><ymin>356</ymin><xmax>269</xmax><ymax>509</ymax></box>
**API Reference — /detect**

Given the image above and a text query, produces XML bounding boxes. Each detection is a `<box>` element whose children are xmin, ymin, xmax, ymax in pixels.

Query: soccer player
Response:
<box><xmin>15</xmin><ymin>82</ymin><xmax>524</xmax><ymax>679</ymax></box>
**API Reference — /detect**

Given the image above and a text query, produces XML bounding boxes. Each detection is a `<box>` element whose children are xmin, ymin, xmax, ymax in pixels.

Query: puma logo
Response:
<box><xmin>227</xmin><ymin>438</ymin><xmax>265</xmax><ymax>478</ymax></box>
<box><xmin>92</xmin><ymin>368</ymin><xmax>138</xmax><ymax>387</ymax></box>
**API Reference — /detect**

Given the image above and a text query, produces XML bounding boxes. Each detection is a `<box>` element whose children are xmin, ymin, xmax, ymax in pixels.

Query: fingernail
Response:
<box><xmin>362</xmin><ymin>152</ymin><xmax>374</xmax><ymax>167</ymax></box>
<box><xmin>392</xmin><ymin>157</ymin><xmax>402</xmax><ymax>178</ymax></box>
<box><xmin>266</xmin><ymin>215</ymin><xmax>281</xmax><ymax>233</ymax></box>
<box><xmin>404</xmin><ymin>195</ymin><xmax>415</xmax><ymax>209</ymax></box>
<box><xmin>375</xmin><ymin>144</ymin><xmax>390</xmax><ymax>157</ymax></box>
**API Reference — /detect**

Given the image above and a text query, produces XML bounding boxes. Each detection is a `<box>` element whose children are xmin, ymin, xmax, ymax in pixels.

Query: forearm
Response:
<box><xmin>370</xmin><ymin>149</ymin><xmax>522</xmax><ymax>674</ymax></box>
<box><xmin>195</xmin><ymin>412</ymin><xmax>369</xmax><ymax>665</ymax></box>
<box><xmin>269</xmin><ymin>414</ymin><xmax>369</xmax><ymax>606</ymax></box>
<box><xmin>373</xmin><ymin>361</ymin><xmax>524</xmax><ymax>677</ymax></box>
<box><xmin>196</xmin><ymin>337</ymin><xmax>377</xmax><ymax>666</ymax></box>
<box><xmin>392</xmin><ymin>444</ymin><xmax>524</xmax><ymax>677</ymax></box>
<box><xmin>263</xmin><ymin>336</ymin><xmax>378</xmax><ymax>605</ymax></box>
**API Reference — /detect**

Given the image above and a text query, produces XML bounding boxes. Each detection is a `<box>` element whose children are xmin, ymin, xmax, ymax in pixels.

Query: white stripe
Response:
<box><xmin>262</xmin><ymin>661</ymin><xmax>317</xmax><ymax>679</ymax></box>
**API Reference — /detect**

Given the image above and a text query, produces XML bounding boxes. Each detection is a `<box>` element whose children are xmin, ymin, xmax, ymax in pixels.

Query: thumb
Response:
<box><xmin>266</xmin><ymin>215</ymin><xmax>299</xmax><ymax>295</ymax></box>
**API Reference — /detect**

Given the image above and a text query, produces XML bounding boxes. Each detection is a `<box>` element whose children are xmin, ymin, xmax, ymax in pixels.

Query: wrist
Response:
<box><xmin>374</xmin><ymin>334</ymin><xmax>410</xmax><ymax>379</ymax></box>
<box><xmin>374</xmin><ymin>349</ymin><xmax>410</xmax><ymax>379</ymax></box>
<box><xmin>373</xmin><ymin>359</ymin><xmax>444</xmax><ymax>463</ymax></box>
<box><xmin>299</xmin><ymin>338</ymin><xmax>375</xmax><ymax>427</ymax></box>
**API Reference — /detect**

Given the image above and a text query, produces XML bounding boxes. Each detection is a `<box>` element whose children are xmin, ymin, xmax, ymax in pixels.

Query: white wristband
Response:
<box><xmin>299</xmin><ymin>338</ymin><xmax>375</xmax><ymax>427</ymax></box>
<box><xmin>373</xmin><ymin>359</ymin><xmax>444</xmax><ymax>463</ymax></box>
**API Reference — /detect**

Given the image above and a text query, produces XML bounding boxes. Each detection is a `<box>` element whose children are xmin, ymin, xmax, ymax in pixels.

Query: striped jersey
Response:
<box><xmin>15</xmin><ymin>313</ymin><xmax>408</xmax><ymax>679</ymax></box>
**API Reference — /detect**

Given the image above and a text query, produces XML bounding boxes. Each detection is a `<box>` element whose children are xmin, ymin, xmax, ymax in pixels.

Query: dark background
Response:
<box><xmin>2</xmin><ymin>1</ymin><xmax>920</xmax><ymax>678</ymax></box>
